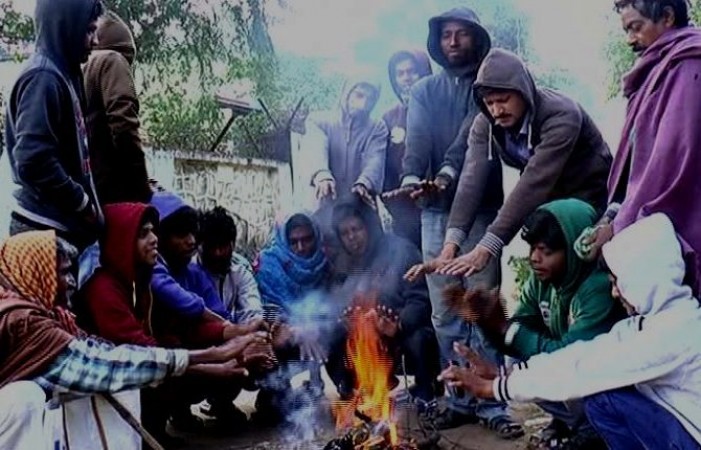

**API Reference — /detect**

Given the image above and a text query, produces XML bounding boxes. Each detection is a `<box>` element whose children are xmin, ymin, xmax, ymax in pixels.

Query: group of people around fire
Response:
<box><xmin>1</xmin><ymin>0</ymin><xmax>701</xmax><ymax>449</ymax></box>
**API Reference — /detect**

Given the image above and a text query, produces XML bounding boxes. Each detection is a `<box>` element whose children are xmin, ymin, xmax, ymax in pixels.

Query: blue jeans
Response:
<box><xmin>585</xmin><ymin>387</ymin><xmax>700</xmax><ymax>450</ymax></box>
<box><xmin>421</xmin><ymin>209</ymin><xmax>506</xmax><ymax>420</ymax></box>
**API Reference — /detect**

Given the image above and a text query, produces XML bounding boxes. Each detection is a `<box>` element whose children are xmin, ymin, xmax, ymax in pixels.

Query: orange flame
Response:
<box><xmin>333</xmin><ymin>294</ymin><xmax>398</xmax><ymax>445</ymax></box>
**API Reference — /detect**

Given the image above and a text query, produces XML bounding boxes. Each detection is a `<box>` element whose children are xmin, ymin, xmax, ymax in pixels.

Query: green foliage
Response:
<box><xmin>0</xmin><ymin>1</ymin><xmax>33</xmax><ymax>49</ymax></box>
<box><xmin>508</xmin><ymin>255</ymin><xmax>532</xmax><ymax>298</ymax></box>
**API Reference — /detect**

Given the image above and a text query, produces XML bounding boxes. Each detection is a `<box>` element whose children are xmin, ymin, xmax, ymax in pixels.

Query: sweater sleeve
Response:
<box><xmin>486</xmin><ymin>107</ymin><xmax>583</xmax><ymax>245</ymax></box>
<box><xmin>93</xmin><ymin>52</ymin><xmax>150</xmax><ymax>202</ymax></box>
<box><xmin>509</xmin><ymin>275</ymin><xmax>618</xmax><ymax>359</ymax></box>
<box><xmin>150</xmin><ymin>262</ymin><xmax>205</xmax><ymax>318</ymax></box>
<box><xmin>11</xmin><ymin>71</ymin><xmax>88</xmax><ymax>212</ymax></box>
<box><xmin>304</xmin><ymin>117</ymin><xmax>333</xmax><ymax>186</ymax></box>
<box><xmin>355</xmin><ymin>119</ymin><xmax>388</xmax><ymax>194</ymax></box>
<box><xmin>401</xmin><ymin>84</ymin><xmax>431</xmax><ymax>185</ymax></box>
<box><xmin>83</xmin><ymin>277</ymin><xmax>158</xmax><ymax>347</ymax></box>
<box><xmin>495</xmin><ymin>319</ymin><xmax>693</xmax><ymax>403</ymax></box>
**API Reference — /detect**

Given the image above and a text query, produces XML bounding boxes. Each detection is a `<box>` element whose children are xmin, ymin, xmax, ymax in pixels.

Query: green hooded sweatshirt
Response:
<box><xmin>508</xmin><ymin>199</ymin><xmax>623</xmax><ymax>359</ymax></box>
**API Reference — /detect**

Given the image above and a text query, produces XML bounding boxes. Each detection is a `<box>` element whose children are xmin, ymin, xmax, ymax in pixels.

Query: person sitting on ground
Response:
<box><xmin>326</xmin><ymin>194</ymin><xmax>441</xmax><ymax>408</ymax></box>
<box><xmin>149</xmin><ymin>191</ymin><xmax>274</xmax><ymax>432</ymax></box>
<box><xmin>439</xmin><ymin>213</ymin><xmax>701</xmax><ymax>450</ymax></box>
<box><xmin>254</xmin><ymin>212</ymin><xmax>331</xmax><ymax>424</ymax></box>
<box><xmin>445</xmin><ymin>199</ymin><xmax>624</xmax><ymax>449</ymax></box>
<box><xmin>197</xmin><ymin>206</ymin><xmax>263</xmax><ymax>325</ymax></box>
<box><xmin>0</xmin><ymin>230</ymin><xmax>262</xmax><ymax>449</ymax></box>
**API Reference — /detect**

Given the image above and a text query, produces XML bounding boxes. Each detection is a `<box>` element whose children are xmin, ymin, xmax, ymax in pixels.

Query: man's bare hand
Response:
<box><xmin>223</xmin><ymin>319</ymin><xmax>267</xmax><ymax>340</ymax></box>
<box><xmin>576</xmin><ymin>223</ymin><xmax>613</xmax><ymax>262</ymax></box>
<box><xmin>381</xmin><ymin>185</ymin><xmax>416</xmax><ymax>201</ymax></box>
<box><xmin>437</xmin><ymin>365</ymin><xmax>494</xmax><ymax>398</ymax></box>
<box><xmin>218</xmin><ymin>332</ymin><xmax>267</xmax><ymax>361</ymax></box>
<box><xmin>454</xmin><ymin>342</ymin><xmax>498</xmax><ymax>379</ymax></box>
<box><xmin>352</xmin><ymin>184</ymin><xmax>376</xmax><ymax>209</ymax></box>
<box><xmin>374</xmin><ymin>305</ymin><xmax>400</xmax><ymax>338</ymax></box>
<box><xmin>315</xmin><ymin>179</ymin><xmax>336</xmax><ymax>201</ymax></box>
<box><xmin>439</xmin><ymin>246</ymin><xmax>492</xmax><ymax>277</ymax></box>
<box><xmin>444</xmin><ymin>286</ymin><xmax>509</xmax><ymax>336</ymax></box>
<box><xmin>404</xmin><ymin>244</ymin><xmax>458</xmax><ymax>282</ymax></box>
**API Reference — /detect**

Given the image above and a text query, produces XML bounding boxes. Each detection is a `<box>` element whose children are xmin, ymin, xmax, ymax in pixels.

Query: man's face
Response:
<box><xmin>202</xmin><ymin>241</ymin><xmax>234</xmax><ymax>274</ymax></box>
<box><xmin>609</xmin><ymin>274</ymin><xmax>637</xmax><ymax>316</ymax></box>
<box><xmin>338</xmin><ymin>216</ymin><xmax>369</xmax><ymax>258</ymax></box>
<box><xmin>56</xmin><ymin>255</ymin><xmax>76</xmax><ymax>307</ymax></box>
<box><xmin>483</xmin><ymin>90</ymin><xmax>528</xmax><ymax>129</ymax></box>
<box><xmin>135</xmin><ymin>222</ymin><xmax>159</xmax><ymax>267</ymax></box>
<box><xmin>163</xmin><ymin>231</ymin><xmax>197</xmax><ymax>266</ymax></box>
<box><xmin>346</xmin><ymin>85</ymin><xmax>375</xmax><ymax>117</ymax></box>
<box><xmin>620</xmin><ymin>5</ymin><xmax>673</xmax><ymax>55</ymax></box>
<box><xmin>82</xmin><ymin>19</ymin><xmax>99</xmax><ymax>63</ymax></box>
<box><xmin>394</xmin><ymin>58</ymin><xmax>420</xmax><ymax>103</ymax></box>
<box><xmin>288</xmin><ymin>225</ymin><xmax>316</xmax><ymax>258</ymax></box>
<box><xmin>529</xmin><ymin>243</ymin><xmax>566</xmax><ymax>284</ymax></box>
<box><xmin>440</xmin><ymin>21</ymin><xmax>474</xmax><ymax>67</ymax></box>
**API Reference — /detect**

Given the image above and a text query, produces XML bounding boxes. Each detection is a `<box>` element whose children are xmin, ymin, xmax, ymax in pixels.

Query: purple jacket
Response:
<box><xmin>609</xmin><ymin>27</ymin><xmax>701</xmax><ymax>293</ymax></box>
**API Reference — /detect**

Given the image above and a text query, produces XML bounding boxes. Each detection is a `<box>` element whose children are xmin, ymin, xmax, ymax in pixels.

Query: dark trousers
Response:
<box><xmin>383</xmin><ymin>197</ymin><xmax>422</xmax><ymax>251</ymax></box>
<box><xmin>584</xmin><ymin>387</ymin><xmax>700</xmax><ymax>450</ymax></box>
<box><xmin>326</xmin><ymin>325</ymin><xmax>440</xmax><ymax>402</ymax></box>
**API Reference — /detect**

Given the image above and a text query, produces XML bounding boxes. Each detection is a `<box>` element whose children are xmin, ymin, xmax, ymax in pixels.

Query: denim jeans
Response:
<box><xmin>421</xmin><ymin>209</ymin><xmax>506</xmax><ymax>420</ymax></box>
<box><xmin>585</xmin><ymin>387</ymin><xmax>700</xmax><ymax>450</ymax></box>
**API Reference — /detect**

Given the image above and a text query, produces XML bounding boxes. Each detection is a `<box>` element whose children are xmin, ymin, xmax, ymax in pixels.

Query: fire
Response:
<box><xmin>333</xmin><ymin>294</ymin><xmax>398</xmax><ymax>446</ymax></box>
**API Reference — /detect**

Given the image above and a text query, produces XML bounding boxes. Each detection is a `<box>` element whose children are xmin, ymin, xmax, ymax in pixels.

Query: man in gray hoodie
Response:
<box><xmin>392</xmin><ymin>8</ymin><xmax>519</xmax><ymax>436</ymax></box>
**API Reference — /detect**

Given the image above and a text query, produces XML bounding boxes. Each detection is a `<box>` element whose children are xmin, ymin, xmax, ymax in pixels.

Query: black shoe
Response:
<box><xmin>168</xmin><ymin>411</ymin><xmax>208</xmax><ymax>434</ymax></box>
<box><xmin>205</xmin><ymin>404</ymin><xmax>249</xmax><ymax>435</ymax></box>
<box><xmin>528</xmin><ymin>419</ymin><xmax>571</xmax><ymax>449</ymax></box>
<box><xmin>432</xmin><ymin>408</ymin><xmax>479</xmax><ymax>430</ymax></box>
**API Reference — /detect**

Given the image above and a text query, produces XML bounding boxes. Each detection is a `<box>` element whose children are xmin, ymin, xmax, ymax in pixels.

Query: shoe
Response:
<box><xmin>432</xmin><ymin>408</ymin><xmax>479</xmax><ymax>430</ymax></box>
<box><xmin>481</xmin><ymin>416</ymin><xmax>525</xmax><ymax>440</ymax></box>
<box><xmin>528</xmin><ymin>419</ymin><xmax>571</xmax><ymax>449</ymax></box>
<box><xmin>168</xmin><ymin>411</ymin><xmax>207</xmax><ymax>434</ymax></box>
<box><xmin>205</xmin><ymin>404</ymin><xmax>249</xmax><ymax>435</ymax></box>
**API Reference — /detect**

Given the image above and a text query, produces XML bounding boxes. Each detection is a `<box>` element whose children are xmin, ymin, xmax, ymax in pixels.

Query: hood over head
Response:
<box><xmin>427</xmin><ymin>7</ymin><xmax>491</xmax><ymax>72</ymax></box>
<box><xmin>100</xmin><ymin>203</ymin><xmax>159</xmax><ymax>284</ymax></box>
<box><xmin>387</xmin><ymin>49</ymin><xmax>432</xmax><ymax>102</ymax></box>
<box><xmin>473</xmin><ymin>48</ymin><xmax>537</xmax><ymax>122</ymax></box>
<box><xmin>339</xmin><ymin>75</ymin><xmax>381</xmax><ymax>117</ymax></box>
<box><xmin>150</xmin><ymin>190</ymin><xmax>190</xmax><ymax>223</ymax></box>
<box><xmin>0</xmin><ymin>230</ymin><xmax>58</xmax><ymax>310</ymax></box>
<box><xmin>34</xmin><ymin>0</ymin><xmax>103</xmax><ymax>71</ymax></box>
<box><xmin>332</xmin><ymin>194</ymin><xmax>384</xmax><ymax>263</ymax></box>
<box><xmin>536</xmin><ymin>199</ymin><xmax>598</xmax><ymax>293</ymax></box>
<box><xmin>94</xmin><ymin>10</ymin><xmax>136</xmax><ymax>64</ymax></box>
<box><xmin>603</xmin><ymin>214</ymin><xmax>696</xmax><ymax>316</ymax></box>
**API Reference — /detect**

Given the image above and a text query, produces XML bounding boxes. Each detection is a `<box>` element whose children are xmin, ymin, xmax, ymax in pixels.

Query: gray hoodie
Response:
<box><xmin>445</xmin><ymin>49</ymin><xmax>611</xmax><ymax>254</ymax></box>
<box><xmin>401</xmin><ymin>7</ymin><xmax>502</xmax><ymax>213</ymax></box>
<box><xmin>306</xmin><ymin>78</ymin><xmax>388</xmax><ymax>197</ymax></box>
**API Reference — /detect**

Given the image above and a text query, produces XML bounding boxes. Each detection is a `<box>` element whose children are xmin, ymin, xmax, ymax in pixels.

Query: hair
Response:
<box><xmin>521</xmin><ymin>210</ymin><xmax>567</xmax><ymax>252</ymax></box>
<box><xmin>56</xmin><ymin>237</ymin><xmax>79</xmax><ymax>263</ymax></box>
<box><xmin>159</xmin><ymin>206</ymin><xmax>199</xmax><ymax>239</ymax></box>
<box><xmin>614</xmin><ymin>0</ymin><xmax>690</xmax><ymax>27</ymax></box>
<box><xmin>90</xmin><ymin>1</ymin><xmax>105</xmax><ymax>22</ymax></box>
<box><xmin>200</xmin><ymin>206</ymin><xmax>237</xmax><ymax>246</ymax></box>
<box><xmin>285</xmin><ymin>214</ymin><xmax>315</xmax><ymax>241</ymax></box>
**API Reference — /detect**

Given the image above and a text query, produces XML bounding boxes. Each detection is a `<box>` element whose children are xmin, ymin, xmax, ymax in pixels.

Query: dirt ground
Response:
<box><xmin>177</xmin><ymin>370</ymin><xmax>549</xmax><ymax>450</ymax></box>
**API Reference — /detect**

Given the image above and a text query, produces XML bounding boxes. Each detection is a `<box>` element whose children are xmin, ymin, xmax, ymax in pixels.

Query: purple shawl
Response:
<box><xmin>609</xmin><ymin>27</ymin><xmax>701</xmax><ymax>293</ymax></box>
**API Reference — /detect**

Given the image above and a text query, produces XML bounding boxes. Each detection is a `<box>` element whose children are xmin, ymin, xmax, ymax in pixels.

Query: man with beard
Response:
<box><xmin>577</xmin><ymin>0</ymin><xmax>701</xmax><ymax>295</ymax></box>
<box><xmin>4</xmin><ymin>0</ymin><xmax>104</xmax><ymax>250</ymax></box>
<box><xmin>381</xmin><ymin>50</ymin><xmax>432</xmax><ymax>249</ymax></box>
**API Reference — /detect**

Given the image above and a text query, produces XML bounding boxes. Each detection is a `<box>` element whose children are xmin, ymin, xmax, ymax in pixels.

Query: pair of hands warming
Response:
<box><xmin>221</xmin><ymin>317</ymin><xmax>277</xmax><ymax>373</ymax></box>
<box><xmin>381</xmin><ymin>175</ymin><xmax>452</xmax><ymax>203</ymax></box>
<box><xmin>188</xmin><ymin>329</ymin><xmax>273</xmax><ymax>378</ymax></box>
<box><xmin>437</xmin><ymin>342</ymin><xmax>499</xmax><ymax>399</ymax></box>
<box><xmin>316</xmin><ymin>179</ymin><xmax>376</xmax><ymax>210</ymax></box>
<box><xmin>404</xmin><ymin>243</ymin><xmax>493</xmax><ymax>282</ymax></box>
<box><xmin>341</xmin><ymin>304</ymin><xmax>401</xmax><ymax>338</ymax></box>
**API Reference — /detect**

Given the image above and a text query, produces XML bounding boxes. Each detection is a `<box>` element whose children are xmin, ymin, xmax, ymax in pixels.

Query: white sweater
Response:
<box><xmin>493</xmin><ymin>214</ymin><xmax>701</xmax><ymax>444</ymax></box>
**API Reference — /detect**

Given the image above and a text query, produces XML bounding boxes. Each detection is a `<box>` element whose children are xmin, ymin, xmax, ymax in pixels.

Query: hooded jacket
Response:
<box><xmin>332</xmin><ymin>195</ymin><xmax>432</xmax><ymax>334</ymax></box>
<box><xmin>446</xmin><ymin>49</ymin><xmax>611</xmax><ymax>254</ymax></box>
<box><xmin>150</xmin><ymin>191</ymin><xmax>228</xmax><ymax>345</ymax></box>
<box><xmin>609</xmin><ymin>27</ymin><xmax>701</xmax><ymax>296</ymax></box>
<box><xmin>505</xmin><ymin>199</ymin><xmax>623</xmax><ymax>359</ymax></box>
<box><xmin>83</xmin><ymin>11</ymin><xmax>151</xmax><ymax>204</ymax></box>
<box><xmin>4</xmin><ymin>0</ymin><xmax>103</xmax><ymax>242</ymax></box>
<box><xmin>79</xmin><ymin>203</ymin><xmax>159</xmax><ymax>347</ymax></box>
<box><xmin>401</xmin><ymin>7</ymin><xmax>502</xmax><ymax>213</ymax></box>
<box><xmin>382</xmin><ymin>50</ymin><xmax>432</xmax><ymax>193</ymax></box>
<box><xmin>493</xmin><ymin>214</ymin><xmax>701</xmax><ymax>445</ymax></box>
<box><xmin>306</xmin><ymin>77</ymin><xmax>388</xmax><ymax>197</ymax></box>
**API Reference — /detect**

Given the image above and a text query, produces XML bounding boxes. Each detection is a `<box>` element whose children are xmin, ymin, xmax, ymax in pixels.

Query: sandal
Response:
<box><xmin>528</xmin><ymin>419</ymin><xmax>571</xmax><ymax>449</ymax></box>
<box><xmin>481</xmin><ymin>416</ymin><xmax>525</xmax><ymax>440</ymax></box>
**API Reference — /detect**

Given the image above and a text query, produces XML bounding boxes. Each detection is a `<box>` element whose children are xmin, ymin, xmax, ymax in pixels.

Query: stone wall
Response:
<box><xmin>145</xmin><ymin>149</ymin><xmax>293</xmax><ymax>252</ymax></box>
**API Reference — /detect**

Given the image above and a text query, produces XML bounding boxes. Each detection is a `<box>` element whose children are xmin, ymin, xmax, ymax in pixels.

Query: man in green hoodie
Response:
<box><xmin>83</xmin><ymin>10</ymin><xmax>151</xmax><ymax>204</ymax></box>
<box><xmin>448</xmin><ymin>199</ymin><xmax>623</xmax><ymax>448</ymax></box>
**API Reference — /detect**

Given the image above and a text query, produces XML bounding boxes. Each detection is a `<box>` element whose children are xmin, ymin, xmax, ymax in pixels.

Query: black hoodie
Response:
<box><xmin>332</xmin><ymin>195</ymin><xmax>432</xmax><ymax>334</ymax></box>
<box><xmin>401</xmin><ymin>7</ymin><xmax>502</xmax><ymax>213</ymax></box>
<box><xmin>4</xmin><ymin>0</ymin><xmax>103</xmax><ymax>244</ymax></box>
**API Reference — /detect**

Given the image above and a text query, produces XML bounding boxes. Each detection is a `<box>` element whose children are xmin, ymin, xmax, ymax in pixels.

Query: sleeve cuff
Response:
<box><xmin>171</xmin><ymin>349</ymin><xmax>190</xmax><ymax>376</ymax></box>
<box><xmin>444</xmin><ymin>227</ymin><xmax>467</xmax><ymax>249</ymax></box>
<box><xmin>312</xmin><ymin>170</ymin><xmax>334</xmax><ymax>186</ymax></box>
<box><xmin>493</xmin><ymin>376</ymin><xmax>512</xmax><ymax>402</ymax></box>
<box><xmin>401</xmin><ymin>175</ymin><xmax>421</xmax><ymax>187</ymax></box>
<box><xmin>77</xmin><ymin>193</ymin><xmax>90</xmax><ymax>212</ymax></box>
<box><xmin>478</xmin><ymin>232</ymin><xmax>505</xmax><ymax>257</ymax></box>
<box><xmin>504</xmin><ymin>322</ymin><xmax>521</xmax><ymax>346</ymax></box>
<box><xmin>355</xmin><ymin>176</ymin><xmax>374</xmax><ymax>193</ymax></box>
<box><xmin>437</xmin><ymin>165</ymin><xmax>458</xmax><ymax>181</ymax></box>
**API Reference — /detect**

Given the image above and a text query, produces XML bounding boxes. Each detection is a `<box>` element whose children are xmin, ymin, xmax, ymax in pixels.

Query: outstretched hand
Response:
<box><xmin>438</xmin><ymin>246</ymin><xmax>492</xmax><ymax>277</ymax></box>
<box><xmin>575</xmin><ymin>223</ymin><xmax>613</xmax><ymax>262</ymax></box>
<box><xmin>437</xmin><ymin>365</ymin><xmax>494</xmax><ymax>399</ymax></box>
<box><xmin>453</xmin><ymin>342</ymin><xmax>498</xmax><ymax>379</ymax></box>
<box><xmin>444</xmin><ymin>286</ymin><xmax>509</xmax><ymax>337</ymax></box>
<box><xmin>351</xmin><ymin>184</ymin><xmax>377</xmax><ymax>210</ymax></box>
